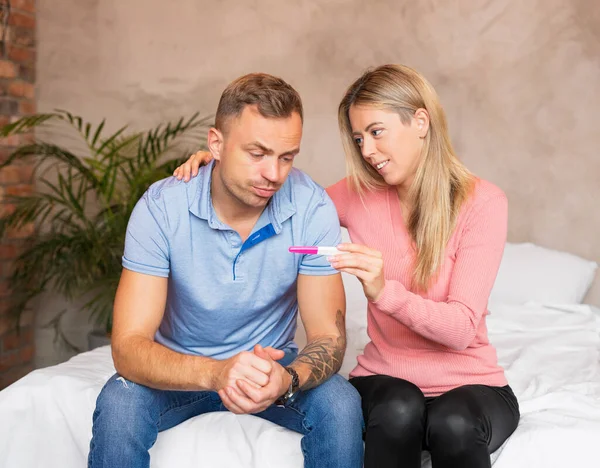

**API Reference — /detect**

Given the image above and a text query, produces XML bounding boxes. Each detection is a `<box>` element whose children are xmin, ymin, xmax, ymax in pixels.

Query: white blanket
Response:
<box><xmin>1</xmin><ymin>302</ymin><xmax>599</xmax><ymax>467</ymax></box>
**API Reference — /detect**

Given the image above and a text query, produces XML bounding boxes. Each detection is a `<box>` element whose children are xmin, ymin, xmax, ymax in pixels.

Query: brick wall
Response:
<box><xmin>0</xmin><ymin>0</ymin><xmax>36</xmax><ymax>390</ymax></box>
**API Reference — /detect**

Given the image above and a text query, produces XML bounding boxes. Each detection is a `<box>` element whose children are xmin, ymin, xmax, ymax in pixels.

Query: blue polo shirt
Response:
<box><xmin>122</xmin><ymin>161</ymin><xmax>341</xmax><ymax>359</ymax></box>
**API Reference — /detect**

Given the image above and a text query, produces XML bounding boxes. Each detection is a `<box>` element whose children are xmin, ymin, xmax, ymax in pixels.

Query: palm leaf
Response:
<box><xmin>0</xmin><ymin>111</ymin><xmax>211</xmax><ymax>343</ymax></box>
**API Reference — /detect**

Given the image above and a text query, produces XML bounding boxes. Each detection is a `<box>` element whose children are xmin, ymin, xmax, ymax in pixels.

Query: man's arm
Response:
<box><xmin>221</xmin><ymin>273</ymin><xmax>347</xmax><ymax>413</ymax></box>
<box><xmin>111</xmin><ymin>268</ymin><xmax>273</xmax><ymax>391</ymax></box>
<box><xmin>289</xmin><ymin>273</ymin><xmax>347</xmax><ymax>391</ymax></box>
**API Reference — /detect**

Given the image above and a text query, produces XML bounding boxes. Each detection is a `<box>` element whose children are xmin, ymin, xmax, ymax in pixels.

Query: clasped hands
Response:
<box><xmin>212</xmin><ymin>344</ymin><xmax>291</xmax><ymax>414</ymax></box>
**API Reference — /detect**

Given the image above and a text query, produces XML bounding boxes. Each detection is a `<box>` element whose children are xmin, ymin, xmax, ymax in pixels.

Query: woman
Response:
<box><xmin>173</xmin><ymin>64</ymin><xmax>520</xmax><ymax>468</ymax></box>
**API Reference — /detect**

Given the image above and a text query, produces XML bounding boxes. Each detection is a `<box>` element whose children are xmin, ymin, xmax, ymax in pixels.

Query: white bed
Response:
<box><xmin>1</xmin><ymin>238</ymin><xmax>599</xmax><ymax>468</ymax></box>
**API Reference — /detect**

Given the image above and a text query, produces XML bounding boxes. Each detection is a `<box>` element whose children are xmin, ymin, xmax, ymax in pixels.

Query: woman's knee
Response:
<box><xmin>363</xmin><ymin>376</ymin><xmax>426</xmax><ymax>438</ymax></box>
<box><xmin>427</xmin><ymin>400</ymin><xmax>484</xmax><ymax>455</ymax></box>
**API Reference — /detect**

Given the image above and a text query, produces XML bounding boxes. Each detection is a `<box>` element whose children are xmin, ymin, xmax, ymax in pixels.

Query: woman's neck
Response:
<box><xmin>395</xmin><ymin>181</ymin><xmax>413</xmax><ymax>221</ymax></box>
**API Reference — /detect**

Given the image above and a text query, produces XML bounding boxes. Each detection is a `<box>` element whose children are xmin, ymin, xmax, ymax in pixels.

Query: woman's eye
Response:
<box><xmin>371</xmin><ymin>129</ymin><xmax>383</xmax><ymax>137</ymax></box>
<box><xmin>354</xmin><ymin>137</ymin><xmax>363</xmax><ymax>146</ymax></box>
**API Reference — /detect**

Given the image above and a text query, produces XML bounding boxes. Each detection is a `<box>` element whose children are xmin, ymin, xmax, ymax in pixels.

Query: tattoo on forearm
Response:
<box><xmin>294</xmin><ymin>309</ymin><xmax>346</xmax><ymax>391</ymax></box>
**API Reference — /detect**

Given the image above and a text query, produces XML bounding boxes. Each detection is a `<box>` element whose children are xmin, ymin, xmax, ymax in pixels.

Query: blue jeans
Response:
<box><xmin>88</xmin><ymin>353</ymin><xmax>364</xmax><ymax>468</ymax></box>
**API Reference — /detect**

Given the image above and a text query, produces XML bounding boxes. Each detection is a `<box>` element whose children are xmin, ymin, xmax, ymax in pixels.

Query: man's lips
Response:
<box><xmin>253</xmin><ymin>186</ymin><xmax>277</xmax><ymax>197</ymax></box>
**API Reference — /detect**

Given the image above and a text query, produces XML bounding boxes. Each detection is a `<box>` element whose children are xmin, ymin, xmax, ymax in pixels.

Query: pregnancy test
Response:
<box><xmin>289</xmin><ymin>246</ymin><xmax>343</xmax><ymax>256</ymax></box>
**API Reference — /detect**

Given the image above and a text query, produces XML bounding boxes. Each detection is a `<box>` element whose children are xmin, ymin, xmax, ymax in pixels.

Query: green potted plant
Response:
<box><xmin>0</xmin><ymin>111</ymin><xmax>212</xmax><ymax>350</ymax></box>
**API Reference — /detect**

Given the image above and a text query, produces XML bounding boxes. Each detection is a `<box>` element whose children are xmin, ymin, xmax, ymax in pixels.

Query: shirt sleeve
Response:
<box><xmin>372</xmin><ymin>193</ymin><xmax>508</xmax><ymax>350</ymax></box>
<box><xmin>298</xmin><ymin>189</ymin><xmax>342</xmax><ymax>276</ymax></box>
<box><xmin>325</xmin><ymin>178</ymin><xmax>350</xmax><ymax>228</ymax></box>
<box><xmin>122</xmin><ymin>191</ymin><xmax>170</xmax><ymax>277</ymax></box>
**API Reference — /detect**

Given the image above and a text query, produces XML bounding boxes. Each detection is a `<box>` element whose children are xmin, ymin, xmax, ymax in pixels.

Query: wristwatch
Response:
<box><xmin>276</xmin><ymin>366</ymin><xmax>300</xmax><ymax>407</ymax></box>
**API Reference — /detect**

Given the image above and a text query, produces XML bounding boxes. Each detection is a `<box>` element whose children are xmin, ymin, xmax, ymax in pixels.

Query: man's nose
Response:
<box><xmin>261</xmin><ymin>158</ymin><xmax>281</xmax><ymax>183</ymax></box>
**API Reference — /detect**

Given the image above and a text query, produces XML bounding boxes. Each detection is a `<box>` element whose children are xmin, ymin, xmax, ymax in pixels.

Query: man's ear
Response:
<box><xmin>207</xmin><ymin>127</ymin><xmax>224</xmax><ymax>161</ymax></box>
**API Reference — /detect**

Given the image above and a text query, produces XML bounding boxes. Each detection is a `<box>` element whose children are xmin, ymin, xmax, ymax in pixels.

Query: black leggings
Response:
<box><xmin>350</xmin><ymin>375</ymin><xmax>520</xmax><ymax>468</ymax></box>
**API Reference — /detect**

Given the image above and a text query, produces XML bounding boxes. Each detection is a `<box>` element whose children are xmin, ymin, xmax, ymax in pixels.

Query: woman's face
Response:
<box><xmin>348</xmin><ymin>104</ymin><xmax>428</xmax><ymax>190</ymax></box>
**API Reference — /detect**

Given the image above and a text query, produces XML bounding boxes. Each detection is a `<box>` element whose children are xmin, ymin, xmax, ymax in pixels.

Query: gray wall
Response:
<box><xmin>35</xmin><ymin>0</ymin><xmax>600</xmax><ymax>366</ymax></box>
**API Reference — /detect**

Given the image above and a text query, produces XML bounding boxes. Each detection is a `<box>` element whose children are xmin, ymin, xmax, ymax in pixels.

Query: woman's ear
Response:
<box><xmin>207</xmin><ymin>127</ymin><xmax>224</xmax><ymax>160</ymax></box>
<box><xmin>414</xmin><ymin>108</ymin><xmax>430</xmax><ymax>139</ymax></box>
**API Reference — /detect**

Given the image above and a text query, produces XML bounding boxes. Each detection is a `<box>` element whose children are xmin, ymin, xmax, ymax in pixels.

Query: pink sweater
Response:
<box><xmin>326</xmin><ymin>178</ymin><xmax>508</xmax><ymax>396</ymax></box>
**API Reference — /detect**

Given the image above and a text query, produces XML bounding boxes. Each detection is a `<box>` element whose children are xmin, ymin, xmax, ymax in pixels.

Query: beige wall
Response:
<box><xmin>35</xmin><ymin>0</ymin><xmax>600</xmax><ymax>365</ymax></box>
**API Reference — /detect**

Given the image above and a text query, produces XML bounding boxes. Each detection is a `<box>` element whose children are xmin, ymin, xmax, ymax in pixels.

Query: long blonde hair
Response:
<box><xmin>338</xmin><ymin>64</ymin><xmax>474</xmax><ymax>292</ymax></box>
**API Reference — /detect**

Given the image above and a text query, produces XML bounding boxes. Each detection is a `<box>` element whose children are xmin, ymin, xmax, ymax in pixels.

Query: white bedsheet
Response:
<box><xmin>1</xmin><ymin>302</ymin><xmax>599</xmax><ymax>468</ymax></box>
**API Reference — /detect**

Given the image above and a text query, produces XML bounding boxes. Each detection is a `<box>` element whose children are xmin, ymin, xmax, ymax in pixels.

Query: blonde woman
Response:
<box><xmin>173</xmin><ymin>64</ymin><xmax>520</xmax><ymax>468</ymax></box>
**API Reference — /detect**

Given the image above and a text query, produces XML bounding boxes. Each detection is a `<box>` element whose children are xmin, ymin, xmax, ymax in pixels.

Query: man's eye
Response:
<box><xmin>250</xmin><ymin>153</ymin><xmax>263</xmax><ymax>159</ymax></box>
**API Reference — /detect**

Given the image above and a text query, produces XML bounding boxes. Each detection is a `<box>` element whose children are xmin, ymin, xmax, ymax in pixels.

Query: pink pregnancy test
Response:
<box><xmin>289</xmin><ymin>246</ymin><xmax>343</xmax><ymax>256</ymax></box>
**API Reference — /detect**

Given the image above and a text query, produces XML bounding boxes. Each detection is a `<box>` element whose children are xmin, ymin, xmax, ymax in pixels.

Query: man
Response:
<box><xmin>88</xmin><ymin>73</ymin><xmax>364</xmax><ymax>468</ymax></box>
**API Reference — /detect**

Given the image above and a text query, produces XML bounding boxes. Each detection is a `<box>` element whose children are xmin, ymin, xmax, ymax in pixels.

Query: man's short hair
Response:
<box><xmin>215</xmin><ymin>73</ymin><xmax>303</xmax><ymax>134</ymax></box>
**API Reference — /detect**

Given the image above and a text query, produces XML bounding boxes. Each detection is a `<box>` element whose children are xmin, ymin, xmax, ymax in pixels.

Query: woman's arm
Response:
<box><xmin>330</xmin><ymin>194</ymin><xmax>507</xmax><ymax>350</ymax></box>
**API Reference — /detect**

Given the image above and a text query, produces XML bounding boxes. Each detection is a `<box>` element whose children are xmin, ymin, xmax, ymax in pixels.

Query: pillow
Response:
<box><xmin>489</xmin><ymin>242</ymin><xmax>598</xmax><ymax>305</ymax></box>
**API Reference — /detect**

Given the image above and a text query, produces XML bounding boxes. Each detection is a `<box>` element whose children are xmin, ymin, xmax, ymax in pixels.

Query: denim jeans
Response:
<box><xmin>88</xmin><ymin>353</ymin><xmax>364</xmax><ymax>468</ymax></box>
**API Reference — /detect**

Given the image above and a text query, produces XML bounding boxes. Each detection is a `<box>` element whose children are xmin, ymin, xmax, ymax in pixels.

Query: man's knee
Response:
<box><xmin>304</xmin><ymin>374</ymin><xmax>363</xmax><ymax>430</ymax></box>
<box><xmin>93</xmin><ymin>374</ymin><xmax>157</xmax><ymax>433</ymax></box>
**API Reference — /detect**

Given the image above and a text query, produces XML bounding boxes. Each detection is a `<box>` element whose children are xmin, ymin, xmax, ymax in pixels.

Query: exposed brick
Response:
<box><xmin>8</xmin><ymin>46</ymin><xmax>35</xmax><ymax>64</ymax></box>
<box><xmin>12</xmin><ymin>0</ymin><xmax>36</xmax><ymax>14</ymax></box>
<box><xmin>1</xmin><ymin>1</ymin><xmax>36</xmax><ymax>388</ymax></box>
<box><xmin>5</xmin><ymin>221</ymin><xmax>35</xmax><ymax>239</ymax></box>
<box><xmin>0</xmin><ymin>313</ymin><xmax>11</xmax><ymax>336</ymax></box>
<box><xmin>0</xmin><ymin>244</ymin><xmax>18</xmax><ymax>261</ymax></box>
<box><xmin>19</xmin><ymin>99</ymin><xmax>35</xmax><ymax>114</ymax></box>
<box><xmin>0</xmin><ymin>99</ymin><xmax>19</xmax><ymax>116</ymax></box>
<box><xmin>0</xmin><ymin>61</ymin><xmax>17</xmax><ymax>79</ymax></box>
<box><xmin>8</xmin><ymin>80</ymin><xmax>34</xmax><ymax>99</ymax></box>
<box><xmin>0</xmin><ymin>260</ymin><xmax>13</xmax><ymax>278</ymax></box>
<box><xmin>0</xmin><ymin>350</ymin><xmax>18</xmax><ymax>372</ymax></box>
<box><xmin>0</xmin><ymin>279</ymin><xmax>9</xmax><ymax>296</ymax></box>
<box><xmin>1</xmin><ymin>326</ymin><xmax>33</xmax><ymax>351</ymax></box>
<box><xmin>8</xmin><ymin>12</ymin><xmax>36</xmax><ymax>29</ymax></box>
<box><xmin>0</xmin><ymin>165</ymin><xmax>21</xmax><ymax>184</ymax></box>
<box><xmin>11</xmin><ymin>26</ymin><xmax>35</xmax><ymax>48</ymax></box>
<box><xmin>18</xmin><ymin>64</ymin><xmax>35</xmax><ymax>83</ymax></box>
<box><xmin>5</xmin><ymin>184</ymin><xmax>32</xmax><ymax>196</ymax></box>
<box><xmin>0</xmin><ymin>134</ymin><xmax>21</xmax><ymax>146</ymax></box>
<box><xmin>0</xmin><ymin>203</ymin><xmax>17</xmax><ymax>217</ymax></box>
<box><xmin>19</xmin><ymin>343</ymin><xmax>34</xmax><ymax>362</ymax></box>
<box><xmin>0</xmin><ymin>147</ymin><xmax>13</xmax><ymax>163</ymax></box>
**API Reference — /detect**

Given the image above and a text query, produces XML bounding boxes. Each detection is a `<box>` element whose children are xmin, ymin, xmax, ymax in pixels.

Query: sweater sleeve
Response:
<box><xmin>372</xmin><ymin>193</ymin><xmax>508</xmax><ymax>350</ymax></box>
<box><xmin>326</xmin><ymin>178</ymin><xmax>350</xmax><ymax>228</ymax></box>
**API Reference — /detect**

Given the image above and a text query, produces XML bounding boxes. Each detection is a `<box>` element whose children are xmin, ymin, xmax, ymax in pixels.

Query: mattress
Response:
<box><xmin>1</xmin><ymin>302</ymin><xmax>599</xmax><ymax>468</ymax></box>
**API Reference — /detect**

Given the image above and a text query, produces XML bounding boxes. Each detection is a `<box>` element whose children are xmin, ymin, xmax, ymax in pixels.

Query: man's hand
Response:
<box><xmin>218</xmin><ymin>345</ymin><xmax>290</xmax><ymax>414</ymax></box>
<box><xmin>212</xmin><ymin>349</ymin><xmax>275</xmax><ymax>392</ymax></box>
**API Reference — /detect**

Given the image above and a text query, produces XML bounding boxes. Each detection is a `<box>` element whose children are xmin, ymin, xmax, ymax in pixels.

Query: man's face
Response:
<box><xmin>213</xmin><ymin>105</ymin><xmax>302</xmax><ymax>210</ymax></box>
